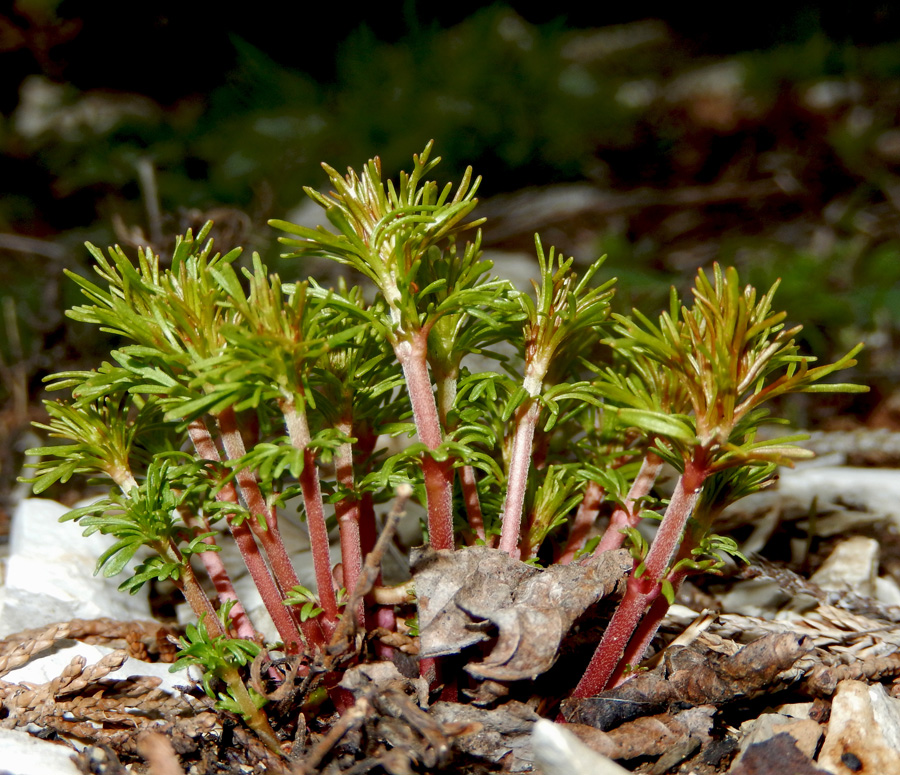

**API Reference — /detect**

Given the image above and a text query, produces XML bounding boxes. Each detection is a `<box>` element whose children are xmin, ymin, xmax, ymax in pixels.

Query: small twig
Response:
<box><xmin>371</xmin><ymin>579</ymin><xmax>416</xmax><ymax>606</ymax></box>
<box><xmin>0</xmin><ymin>233</ymin><xmax>68</xmax><ymax>261</ymax></box>
<box><xmin>292</xmin><ymin>696</ymin><xmax>370</xmax><ymax>774</ymax></box>
<box><xmin>249</xmin><ymin>651</ymin><xmax>305</xmax><ymax>703</ymax></box>
<box><xmin>0</xmin><ymin>297</ymin><xmax>28</xmax><ymax>421</ymax></box>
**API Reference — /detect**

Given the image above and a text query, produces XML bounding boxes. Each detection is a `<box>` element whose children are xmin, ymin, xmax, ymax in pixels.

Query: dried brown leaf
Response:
<box><xmin>412</xmin><ymin>546</ymin><xmax>631</xmax><ymax>681</ymax></box>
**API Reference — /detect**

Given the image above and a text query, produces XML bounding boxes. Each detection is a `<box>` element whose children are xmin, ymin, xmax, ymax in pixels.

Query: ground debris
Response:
<box><xmin>292</xmin><ymin>660</ymin><xmax>478</xmax><ymax>774</ymax></box>
<box><xmin>563</xmin><ymin>704</ymin><xmax>713</xmax><ymax>765</ymax></box>
<box><xmin>0</xmin><ymin>620</ymin><xmax>286</xmax><ymax>774</ymax></box>
<box><xmin>805</xmin><ymin>653</ymin><xmax>900</xmax><ymax>696</ymax></box>
<box><xmin>412</xmin><ymin>546</ymin><xmax>631</xmax><ymax>681</ymax></box>
<box><xmin>0</xmin><ymin>647</ymin><xmax>199</xmax><ymax>734</ymax></box>
<box><xmin>0</xmin><ymin>618</ymin><xmax>176</xmax><ymax>677</ymax></box>
<box><xmin>728</xmin><ymin>733</ymin><xmax>831</xmax><ymax>775</ymax></box>
<box><xmin>560</xmin><ymin>632</ymin><xmax>813</xmax><ymax>730</ymax></box>
<box><xmin>429</xmin><ymin>701</ymin><xmax>538</xmax><ymax>772</ymax></box>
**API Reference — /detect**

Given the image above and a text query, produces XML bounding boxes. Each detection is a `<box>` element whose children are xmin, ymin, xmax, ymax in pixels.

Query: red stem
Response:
<box><xmin>179</xmin><ymin>508</ymin><xmax>256</xmax><ymax>641</ymax></box>
<box><xmin>188</xmin><ymin>419</ymin><xmax>318</xmax><ymax>652</ymax></box>
<box><xmin>350</xmin><ymin>433</ymin><xmax>397</xmax><ymax>657</ymax></box>
<box><xmin>605</xmin><ymin>566</ymin><xmax>691</xmax><ymax>689</ymax></box>
<box><xmin>458</xmin><ymin>465</ymin><xmax>488</xmax><ymax>543</ymax></box>
<box><xmin>358</xmin><ymin>487</ymin><xmax>377</xmax><ymax>557</ymax></box>
<box><xmin>349</xmin><ymin>428</ymin><xmax>379</xmax><ymax>559</ymax></box>
<box><xmin>175</xmin><ymin>550</ymin><xmax>222</xmax><ymax>635</ymax></box>
<box><xmin>593</xmin><ymin>451</ymin><xmax>664</xmax><ymax>555</ymax></box>
<box><xmin>434</xmin><ymin>366</ymin><xmax>487</xmax><ymax>546</ymax></box>
<box><xmin>498</xmin><ymin>398</ymin><xmax>541</xmax><ymax>557</ymax></box>
<box><xmin>607</xmin><ymin>522</ymin><xmax>708</xmax><ymax>687</ymax></box>
<box><xmin>359</xmin><ymin>487</ymin><xmax>398</xmax><ymax>661</ymax></box>
<box><xmin>217</xmin><ymin>409</ymin><xmax>305</xmax><ymax>601</ymax></box>
<box><xmin>423</xmin><ymin>455</ymin><xmax>455</xmax><ymax>549</ymax></box>
<box><xmin>559</xmin><ymin>479</ymin><xmax>605</xmax><ymax>565</ymax></box>
<box><xmin>573</xmin><ymin>570</ymin><xmax>659</xmax><ymax>699</ymax></box>
<box><xmin>334</xmin><ymin>424</ymin><xmax>363</xmax><ymax>627</ymax></box>
<box><xmin>571</xmin><ymin>455</ymin><xmax>707</xmax><ymax>698</ymax></box>
<box><xmin>279</xmin><ymin>399</ymin><xmax>339</xmax><ymax>636</ymax></box>
<box><xmin>395</xmin><ymin>334</ymin><xmax>454</xmax><ymax>550</ymax></box>
<box><xmin>642</xmin><ymin>457</ymin><xmax>706</xmax><ymax>581</ymax></box>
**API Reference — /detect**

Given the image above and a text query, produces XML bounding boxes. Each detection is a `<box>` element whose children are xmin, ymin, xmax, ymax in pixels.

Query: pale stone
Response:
<box><xmin>0</xmin><ymin>727</ymin><xmax>83</xmax><ymax>775</ymax></box>
<box><xmin>810</xmin><ymin>536</ymin><xmax>879</xmax><ymax>597</ymax></box>
<box><xmin>532</xmin><ymin>719</ymin><xmax>631</xmax><ymax>775</ymax></box>
<box><xmin>0</xmin><ymin>499</ymin><xmax>151</xmax><ymax>637</ymax></box>
<box><xmin>780</xmin><ymin>467</ymin><xmax>900</xmax><ymax>534</ymax></box>
<box><xmin>875</xmin><ymin>575</ymin><xmax>900</xmax><ymax>606</ymax></box>
<box><xmin>818</xmin><ymin>680</ymin><xmax>900</xmax><ymax>775</ymax></box>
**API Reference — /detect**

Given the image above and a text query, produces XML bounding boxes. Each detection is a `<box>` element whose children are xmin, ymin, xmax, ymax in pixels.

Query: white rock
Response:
<box><xmin>0</xmin><ymin>499</ymin><xmax>197</xmax><ymax>775</ymax></box>
<box><xmin>876</xmin><ymin>575</ymin><xmax>900</xmax><ymax>607</ymax></box>
<box><xmin>0</xmin><ymin>499</ymin><xmax>151</xmax><ymax>637</ymax></box>
<box><xmin>532</xmin><ymin>719</ymin><xmax>630</xmax><ymax>775</ymax></box>
<box><xmin>718</xmin><ymin>578</ymin><xmax>795</xmax><ymax>618</ymax></box>
<box><xmin>818</xmin><ymin>680</ymin><xmax>900</xmax><ymax>774</ymax></box>
<box><xmin>810</xmin><ymin>536</ymin><xmax>879</xmax><ymax>597</ymax></box>
<box><xmin>0</xmin><ymin>727</ymin><xmax>83</xmax><ymax>775</ymax></box>
<box><xmin>779</xmin><ymin>466</ymin><xmax>900</xmax><ymax>534</ymax></box>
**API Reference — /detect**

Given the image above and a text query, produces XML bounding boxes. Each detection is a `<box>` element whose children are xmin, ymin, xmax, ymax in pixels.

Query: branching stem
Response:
<box><xmin>605</xmin><ymin>567</ymin><xmax>690</xmax><ymax>688</ymax></box>
<box><xmin>217</xmin><ymin>409</ymin><xmax>305</xmax><ymax>603</ymax></box>
<box><xmin>572</xmin><ymin>454</ymin><xmax>707</xmax><ymax>697</ymax></box>
<box><xmin>179</xmin><ymin>507</ymin><xmax>256</xmax><ymax>641</ymax></box>
<box><xmin>334</xmin><ymin>421</ymin><xmax>363</xmax><ymax>626</ymax></box>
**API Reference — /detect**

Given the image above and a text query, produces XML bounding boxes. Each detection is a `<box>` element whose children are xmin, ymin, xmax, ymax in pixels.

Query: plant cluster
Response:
<box><xmin>25</xmin><ymin>144</ymin><xmax>865</xmax><ymax>752</ymax></box>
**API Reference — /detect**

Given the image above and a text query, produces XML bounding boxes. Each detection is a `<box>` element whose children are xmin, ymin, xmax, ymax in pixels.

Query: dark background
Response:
<box><xmin>2</xmin><ymin>0</ymin><xmax>900</xmax><ymax>515</ymax></box>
